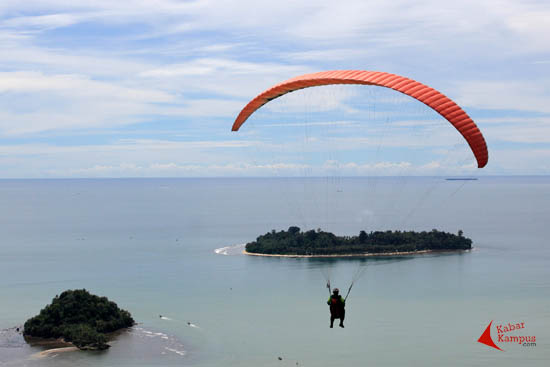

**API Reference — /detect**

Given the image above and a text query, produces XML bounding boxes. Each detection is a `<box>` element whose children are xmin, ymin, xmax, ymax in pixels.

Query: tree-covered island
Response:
<box><xmin>24</xmin><ymin>289</ymin><xmax>134</xmax><ymax>350</ymax></box>
<box><xmin>245</xmin><ymin>227</ymin><xmax>472</xmax><ymax>256</ymax></box>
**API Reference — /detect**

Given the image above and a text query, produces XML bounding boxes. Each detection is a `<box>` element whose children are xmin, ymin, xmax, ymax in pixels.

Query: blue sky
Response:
<box><xmin>0</xmin><ymin>0</ymin><xmax>549</xmax><ymax>177</ymax></box>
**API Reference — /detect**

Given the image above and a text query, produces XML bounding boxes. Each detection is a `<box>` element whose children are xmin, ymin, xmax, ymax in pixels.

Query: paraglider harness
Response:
<box><xmin>328</xmin><ymin>292</ymin><xmax>345</xmax><ymax>318</ymax></box>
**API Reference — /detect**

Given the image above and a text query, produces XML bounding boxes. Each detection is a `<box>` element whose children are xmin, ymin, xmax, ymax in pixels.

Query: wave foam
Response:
<box><xmin>165</xmin><ymin>347</ymin><xmax>186</xmax><ymax>356</ymax></box>
<box><xmin>214</xmin><ymin>243</ymin><xmax>245</xmax><ymax>255</ymax></box>
<box><xmin>132</xmin><ymin>327</ymin><xmax>186</xmax><ymax>357</ymax></box>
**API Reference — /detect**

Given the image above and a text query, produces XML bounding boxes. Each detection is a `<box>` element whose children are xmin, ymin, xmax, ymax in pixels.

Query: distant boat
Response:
<box><xmin>445</xmin><ymin>178</ymin><xmax>478</xmax><ymax>181</ymax></box>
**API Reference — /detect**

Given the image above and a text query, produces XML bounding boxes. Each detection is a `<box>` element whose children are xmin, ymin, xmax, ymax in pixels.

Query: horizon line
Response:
<box><xmin>0</xmin><ymin>174</ymin><xmax>548</xmax><ymax>180</ymax></box>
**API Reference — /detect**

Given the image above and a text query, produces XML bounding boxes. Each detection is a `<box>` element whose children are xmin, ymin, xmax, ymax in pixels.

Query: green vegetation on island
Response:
<box><xmin>23</xmin><ymin>289</ymin><xmax>134</xmax><ymax>350</ymax></box>
<box><xmin>245</xmin><ymin>227</ymin><xmax>472</xmax><ymax>256</ymax></box>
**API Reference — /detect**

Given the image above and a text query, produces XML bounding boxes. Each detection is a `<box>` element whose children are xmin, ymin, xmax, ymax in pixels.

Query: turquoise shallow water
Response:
<box><xmin>0</xmin><ymin>177</ymin><xmax>549</xmax><ymax>366</ymax></box>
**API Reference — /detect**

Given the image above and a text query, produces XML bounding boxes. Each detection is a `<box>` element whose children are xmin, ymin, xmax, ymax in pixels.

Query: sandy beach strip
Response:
<box><xmin>32</xmin><ymin>346</ymin><xmax>79</xmax><ymax>358</ymax></box>
<box><xmin>243</xmin><ymin>249</ymin><xmax>468</xmax><ymax>258</ymax></box>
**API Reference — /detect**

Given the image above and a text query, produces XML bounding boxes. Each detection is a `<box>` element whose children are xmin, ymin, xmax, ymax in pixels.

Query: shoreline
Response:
<box><xmin>25</xmin><ymin>327</ymin><xmax>131</xmax><ymax>358</ymax></box>
<box><xmin>243</xmin><ymin>248</ymin><xmax>470</xmax><ymax>258</ymax></box>
<box><xmin>25</xmin><ymin>336</ymin><xmax>78</xmax><ymax>358</ymax></box>
<box><xmin>32</xmin><ymin>346</ymin><xmax>79</xmax><ymax>358</ymax></box>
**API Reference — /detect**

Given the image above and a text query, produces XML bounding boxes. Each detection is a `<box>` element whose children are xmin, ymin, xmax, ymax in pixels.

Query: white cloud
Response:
<box><xmin>138</xmin><ymin>58</ymin><xmax>312</xmax><ymax>98</ymax></box>
<box><xmin>1</xmin><ymin>13</ymin><xmax>81</xmax><ymax>30</ymax></box>
<box><xmin>0</xmin><ymin>32</ymin><xmax>149</xmax><ymax>77</ymax></box>
<box><xmin>260</xmin><ymin>121</ymin><xmax>360</xmax><ymax>128</ymax></box>
<box><xmin>0</xmin><ymin>72</ymin><xmax>252</xmax><ymax>134</ymax></box>
<box><xmin>487</xmin><ymin>148</ymin><xmax>550</xmax><ymax>174</ymax></box>
<box><xmin>455</xmin><ymin>80</ymin><xmax>550</xmax><ymax>114</ymax></box>
<box><xmin>47</xmin><ymin>161</ymin><xmax>313</xmax><ymax>178</ymax></box>
<box><xmin>483</xmin><ymin>121</ymin><xmax>550</xmax><ymax>144</ymax></box>
<box><xmin>0</xmin><ymin>72</ymin><xmax>180</xmax><ymax>134</ymax></box>
<box><xmin>0</xmin><ymin>139</ymin><xmax>257</xmax><ymax>156</ymax></box>
<box><xmin>140</xmin><ymin>58</ymin><xmax>306</xmax><ymax>77</ymax></box>
<box><xmin>29</xmin><ymin>157</ymin><xmax>483</xmax><ymax>178</ymax></box>
<box><xmin>175</xmin><ymin>99</ymin><xmax>244</xmax><ymax>117</ymax></box>
<box><xmin>0</xmin><ymin>71</ymin><xmax>172</xmax><ymax>101</ymax></box>
<box><xmin>320</xmin><ymin>159</ymin><xmax>482</xmax><ymax>176</ymax></box>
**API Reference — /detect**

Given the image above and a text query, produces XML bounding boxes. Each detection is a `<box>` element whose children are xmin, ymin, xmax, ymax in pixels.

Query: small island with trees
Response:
<box><xmin>24</xmin><ymin>289</ymin><xmax>134</xmax><ymax>351</ymax></box>
<box><xmin>244</xmin><ymin>227</ymin><xmax>472</xmax><ymax>257</ymax></box>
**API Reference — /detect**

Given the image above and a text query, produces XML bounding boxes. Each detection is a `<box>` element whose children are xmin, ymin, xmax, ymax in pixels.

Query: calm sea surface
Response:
<box><xmin>0</xmin><ymin>177</ymin><xmax>549</xmax><ymax>366</ymax></box>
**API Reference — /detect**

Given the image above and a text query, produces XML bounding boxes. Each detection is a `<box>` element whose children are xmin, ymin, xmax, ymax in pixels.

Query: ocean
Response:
<box><xmin>0</xmin><ymin>177</ymin><xmax>549</xmax><ymax>366</ymax></box>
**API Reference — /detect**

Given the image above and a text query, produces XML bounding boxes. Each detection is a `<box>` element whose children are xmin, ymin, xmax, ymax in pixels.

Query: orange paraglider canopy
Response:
<box><xmin>232</xmin><ymin>70</ymin><xmax>488</xmax><ymax>168</ymax></box>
